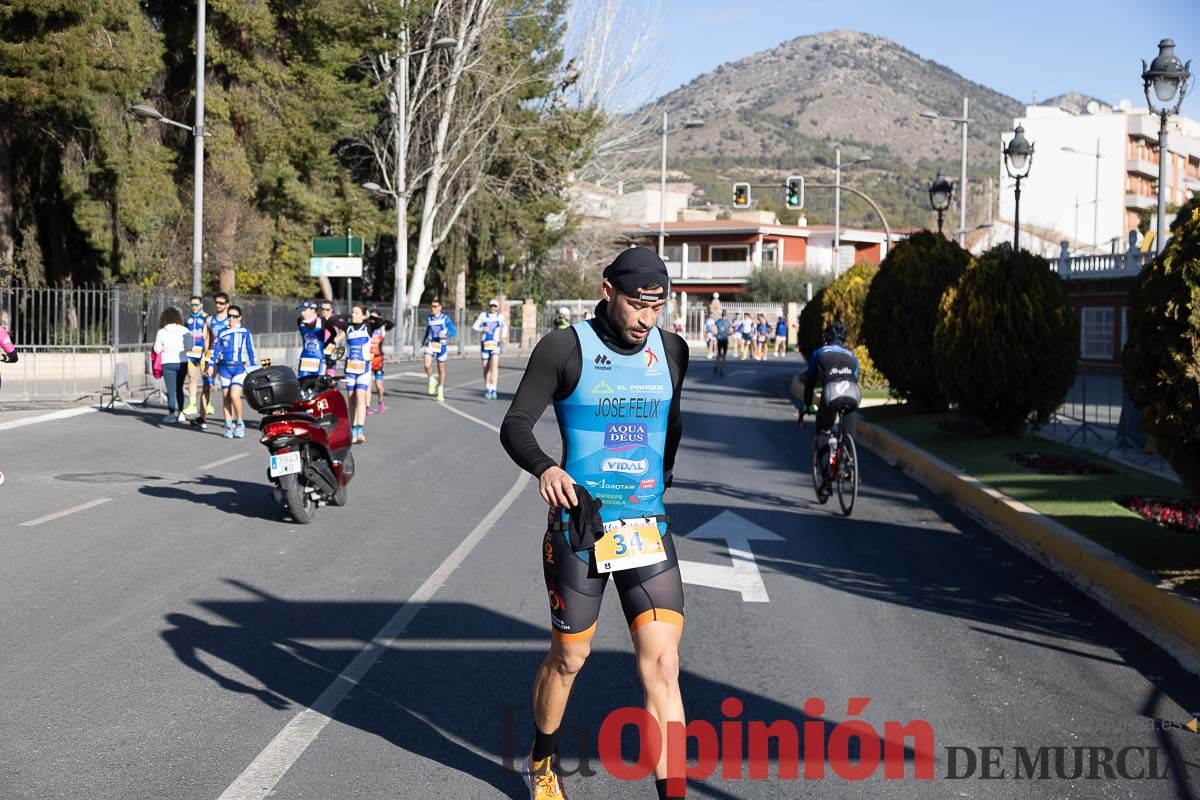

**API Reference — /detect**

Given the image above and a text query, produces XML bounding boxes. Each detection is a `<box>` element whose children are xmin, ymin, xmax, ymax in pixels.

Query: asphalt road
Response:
<box><xmin>0</xmin><ymin>353</ymin><xmax>1197</xmax><ymax>799</ymax></box>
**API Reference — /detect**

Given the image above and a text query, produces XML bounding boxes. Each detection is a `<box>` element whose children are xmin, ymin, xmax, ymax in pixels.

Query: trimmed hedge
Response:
<box><xmin>798</xmin><ymin>287</ymin><xmax>827</xmax><ymax>357</ymax></box>
<box><xmin>1123</xmin><ymin>196</ymin><xmax>1200</xmax><ymax>499</ymax></box>
<box><xmin>934</xmin><ymin>244</ymin><xmax>1078</xmax><ymax>432</ymax></box>
<box><xmin>862</xmin><ymin>231</ymin><xmax>969</xmax><ymax>411</ymax></box>
<box><xmin>822</xmin><ymin>262</ymin><xmax>878</xmax><ymax>346</ymax></box>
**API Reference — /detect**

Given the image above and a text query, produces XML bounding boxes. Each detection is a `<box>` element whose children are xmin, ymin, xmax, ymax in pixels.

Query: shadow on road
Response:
<box><xmin>139</xmin><ymin>475</ymin><xmax>281</xmax><ymax>521</ymax></box>
<box><xmin>162</xmin><ymin>580</ymin><xmax>922</xmax><ymax>798</ymax></box>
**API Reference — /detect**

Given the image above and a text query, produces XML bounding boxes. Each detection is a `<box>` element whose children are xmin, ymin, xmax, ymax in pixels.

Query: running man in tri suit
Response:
<box><xmin>319</xmin><ymin>300</ymin><xmax>347</xmax><ymax>377</ymax></box>
<box><xmin>500</xmin><ymin>246</ymin><xmax>689</xmax><ymax>800</ymax></box>
<box><xmin>422</xmin><ymin>299</ymin><xmax>456</xmax><ymax>403</ymax></box>
<box><xmin>342</xmin><ymin>304</ymin><xmax>372</xmax><ymax>444</ymax></box>
<box><xmin>774</xmin><ymin>314</ymin><xmax>789</xmax><ymax>357</ymax></box>
<box><xmin>471</xmin><ymin>299</ymin><xmax>508</xmax><ymax>400</ymax></box>
<box><xmin>208</xmin><ymin>305</ymin><xmax>257</xmax><ymax>439</ymax></box>
<box><xmin>703</xmin><ymin>313</ymin><xmax>717</xmax><ymax>360</ymax></box>
<box><xmin>739</xmin><ymin>312</ymin><xmax>754</xmax><ymax>360</ymax></box>
<box><xmin>183</xmin><ymin>295</ymin><xmax>208</xmax><ymax>417</ymax></box>
<box><xmin>713</xmin><ymin>309</ymin><xmax>732</xmax><ymax>375</ymax></box>
<box><xmin>755</xmin><ymin>313</ymin><xmax>771</xmax><ymax>362</ymax></box>
<box><xmin>296</xmin><ymin>299</ymin><xmax>335</xmax><ymax>379</ymax></box>
<box><xmin>194</xmin><ymin>292</ymin><xmax>230</xmax><ymax>432</ymax></box>
<box><xmin>366</xmin><ymin>309</ymin><xmax>394</xmax><ymax>415</ymax></box>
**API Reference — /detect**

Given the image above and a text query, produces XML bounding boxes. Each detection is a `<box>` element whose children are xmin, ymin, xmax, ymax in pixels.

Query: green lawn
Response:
<box><xmin>861</xmin><ymin>405</ymin><xmax>1200</xmax><ymax>594</ymax></box>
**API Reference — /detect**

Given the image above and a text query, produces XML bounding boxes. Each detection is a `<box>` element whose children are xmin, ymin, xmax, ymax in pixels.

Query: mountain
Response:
<box><xmin>1043</xmin><ymin>91</ymin><xmax>1112</xmax><ymax>115</ymax></box>
<box><xmin>651</xmin><ymin>30</ymin><xmax>1032</xmax><ymax>230</ymax></box>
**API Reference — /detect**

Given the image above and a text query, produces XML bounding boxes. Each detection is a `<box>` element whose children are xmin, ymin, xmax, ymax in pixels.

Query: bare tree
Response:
<box><xmin>563</xmin><ymin>0</ymin><xmax>663</xmax><ymax>188</ymax></box>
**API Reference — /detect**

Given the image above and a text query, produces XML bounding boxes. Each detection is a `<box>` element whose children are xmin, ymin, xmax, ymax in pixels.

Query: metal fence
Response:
<box><xmin>0</xmin><ymin>284</ymin><xmax>317</xmax><ymax>347</ymax></box>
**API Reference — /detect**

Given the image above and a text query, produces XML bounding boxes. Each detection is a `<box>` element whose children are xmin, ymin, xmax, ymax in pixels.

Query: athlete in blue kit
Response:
<box><xmin>500</xmin><ymin>247</ymin><xmax>689</xmax><ymax>800</ymax></box>
<box><xmin>207</xmin><ymin>305</ymin><xmax>257</xmax><ymax>439</ymax></box>
<box><xmin>423</xmin><ymin>299</ymin><xmax>457</xmax><ymax>402</ymax></box>
<box><xmin>342</xmin><ymin>304</ymin><xmax>372</xmax><ymax>443</ymax></box>
<box><xmin>472</xmin><ymin>299</ymin><xmax>508</xmax><ymax>399</ymax></box>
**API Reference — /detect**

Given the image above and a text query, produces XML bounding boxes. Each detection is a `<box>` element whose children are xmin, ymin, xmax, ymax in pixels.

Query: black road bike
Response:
<box><xmin>809</xmin><ymin>408</ymin><xmax>858</xmax><ymax>517</ymax></box>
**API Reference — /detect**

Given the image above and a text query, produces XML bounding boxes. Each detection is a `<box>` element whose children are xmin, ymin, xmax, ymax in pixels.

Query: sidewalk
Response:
<box><xmin>1039</xmin><ymin>415</ymin><xmax>1180</xmax><ymax>483</ymax></box>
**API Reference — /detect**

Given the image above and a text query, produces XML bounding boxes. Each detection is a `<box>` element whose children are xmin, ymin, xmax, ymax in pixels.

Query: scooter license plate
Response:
<box><xmin>270</xmin><ymin>451</ymin><xmax>303</xmax><ymax>477</ymax></box>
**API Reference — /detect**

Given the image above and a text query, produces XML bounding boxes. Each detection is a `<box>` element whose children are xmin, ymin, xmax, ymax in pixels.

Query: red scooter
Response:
<box><xmin>244</xmin><ymin>360</ymin><xmax>354</xmax><ymax>523</ymax></box>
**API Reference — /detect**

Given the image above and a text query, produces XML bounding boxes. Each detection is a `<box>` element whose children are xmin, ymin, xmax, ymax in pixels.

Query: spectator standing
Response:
<box><xmin>0</xmin><ymin>309</ymin><xmax>14</xmax><ymax>485</ymax></box>
<box><xmin>153</xmin><ymin>307</ymin><xmax>189</xmax><ymax>423</ymax></box>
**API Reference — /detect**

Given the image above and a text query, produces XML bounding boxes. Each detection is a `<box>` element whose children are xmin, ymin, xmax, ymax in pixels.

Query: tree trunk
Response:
<box><xmin>0</xmin><ymin>117</ymin><xmax>14</xmax><ymax>266</ymax></box>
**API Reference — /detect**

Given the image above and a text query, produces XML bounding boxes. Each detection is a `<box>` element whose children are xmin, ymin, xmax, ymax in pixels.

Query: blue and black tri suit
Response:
<box><xmin>210</xmin><ymin>327</ymin><xmax>257</xmax><ymax>389</ymax></box>
<box><xmin>804</xmin><ymin>343</ymin><xmax>861</xmax><ymax>436</ymax></box>
<box><xmin>424</xmin><ymin>312</ymin><xmax>457</xmax><ymax>362</ymax></box>
<box><xmin>500</xmin><ymin>302</ymin><xmax>689</xmax><ymax>641</ymax></box>
<box><xmin>186</xmin><ymin>312</ymin><xmax>208</xmax><ymax>365</ymax></box>
<box><xmin>297</xmin><ymin>317</ymin><xmax>332</xmax><ymax>378</ymax></box>
<box><xmin>342</xmin><ymin>322</ymin><xmax>372</xmax><ymax>391</ymax></box>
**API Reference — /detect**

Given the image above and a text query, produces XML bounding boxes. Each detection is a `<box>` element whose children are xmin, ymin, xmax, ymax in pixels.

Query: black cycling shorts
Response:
<box><xmin>716</xmin><ymin>338</ymin><xmax>728</xmax><ymax>356</ymax></box>
<box><xmin>541</xmin><ymin>521</ymin><xmax>684</xmax><ymax>642</ymax></box>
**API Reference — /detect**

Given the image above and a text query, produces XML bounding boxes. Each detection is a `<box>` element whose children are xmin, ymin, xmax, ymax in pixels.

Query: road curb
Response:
<box><xmin>856</xmin><ymin>418</ymin><xmax>1200</xmax><ymax>675</ymax></box>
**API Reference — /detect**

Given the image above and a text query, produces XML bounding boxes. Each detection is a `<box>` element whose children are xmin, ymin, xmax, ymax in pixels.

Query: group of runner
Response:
<box><xmin>701</xmin><ymin>310</ymin><xmax>792</xmax><ymax>375</ymax></box>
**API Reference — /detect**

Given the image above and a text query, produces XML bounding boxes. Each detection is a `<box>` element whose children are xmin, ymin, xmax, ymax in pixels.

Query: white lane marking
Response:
<box><xmin>19</xmin><ymin>497</ymin><xmax>113</xmax><ymax>527</ymax></box>
<box><xmin>436</xmin><ymin>400</ymin><xmax>501</xmax><ymax>434</ymax></box>
<box><xmin>0</xmin><ymin>406</ymin><xmax>98</xmax><ymax>432</ymax></box>
<box><xmin>216</xmin><ymin>442</ymin><xmax>530</xmax><ymax>800</ymax></box>
<box><xmin>196</xmin><ymin>453</ymin><xmax>250</xmax><ymax>471</ymax></box>
<box><xmin>678</xmin><ymin>510</ymin><xmax>783</xmax><ymax>603</ymax></box>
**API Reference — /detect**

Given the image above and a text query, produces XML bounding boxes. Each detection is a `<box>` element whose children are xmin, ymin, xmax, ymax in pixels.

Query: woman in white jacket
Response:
<box><xmin>153</xmin><ymin>307</ymin><xmax>189</xmax><ymax>423</ymax></box>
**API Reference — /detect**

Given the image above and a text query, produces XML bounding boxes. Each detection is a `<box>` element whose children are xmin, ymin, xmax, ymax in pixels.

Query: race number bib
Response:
<box><xmin>482</xmin><ymin>340</ymin><xmax>498</xmax><ymax>351</ymax></box>
<box><xmin>346</xmin><ymin>359</ymin><xmax>366</xmax><ymax>374</ymax></box>
<box><xmin>427</xmin><ymin>340</ymin><xmax>443</xmax><ymax>351</ymax></box>
<box><xmin>299</xmin><ymin>357</ymin><xmax>322</xmax><ymax>373</ymax></box>
<box><xmin>593</xmin><ymin>517</ymin><xmax>667</xmax><ymax>573</ymax></box>
<box><xmin>188</xmin><ymin>345</ymin><xmax>203</xmax><ymax>359</ymax></box>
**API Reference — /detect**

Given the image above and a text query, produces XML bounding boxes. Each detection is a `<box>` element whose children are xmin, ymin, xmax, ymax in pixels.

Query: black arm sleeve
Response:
<box><xmin>3</xmin><ymin>349</ymin><xmax>15</xmax><ymax>363</ymax></box>
<box><xmin>661</xmin><ymin>331</ymin><xmax>689</xmax><ymax>484</ymax></box>
<box><xmin>499</xmin><ymin>329</ymin><xmax>581</xmax><ymax>477</ymax></box>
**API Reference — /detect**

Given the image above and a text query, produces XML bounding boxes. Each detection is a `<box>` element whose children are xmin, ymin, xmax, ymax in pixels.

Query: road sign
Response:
<box><xmin>309</xmin><ymin>257</ymin><xmax>363</xmax><ymax>278</ymax></box>
<box><xmin>311</xmin><ymin>236</ymin><xmax>363</xmax><ymax>257</ymax></box>
<box><xmin>678</xmin><ymin>510</ymin><xmax>782</xmax><ymax>602</ymax></box>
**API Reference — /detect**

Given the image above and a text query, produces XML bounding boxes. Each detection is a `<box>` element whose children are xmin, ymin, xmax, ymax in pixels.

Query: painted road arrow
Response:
<box><xmin>678</xmin><ymin>510</ymin><xmax>783</xmax><ymax>602</ymax></box>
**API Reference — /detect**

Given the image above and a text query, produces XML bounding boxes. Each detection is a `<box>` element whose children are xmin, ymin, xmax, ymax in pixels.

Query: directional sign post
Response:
<box><xmin>678</xmin><ymin>510</ymin><xmax>783</xmax><ymax>602</ymax></box>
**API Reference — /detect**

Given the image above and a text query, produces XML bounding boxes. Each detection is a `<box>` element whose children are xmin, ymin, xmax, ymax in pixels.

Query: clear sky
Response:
<box><xmin>646</xmin><ymin>0</ymin><xmax>1199</xmax><ymax>107</ymax></box>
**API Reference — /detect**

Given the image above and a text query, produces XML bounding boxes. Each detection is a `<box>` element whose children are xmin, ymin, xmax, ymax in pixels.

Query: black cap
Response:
<box><xmin>603</xmin><ymin>247</ymin><xmax>670</xmax><ymax>301</ymax></box>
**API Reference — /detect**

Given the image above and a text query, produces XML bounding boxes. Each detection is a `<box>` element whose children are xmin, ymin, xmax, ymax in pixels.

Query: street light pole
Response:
<box><xmin>1003</xmin><ymin>125</ymin><xmax>1034</xmax><ymax>251</ymax></box>
<box><xmin>1062</xmin><ymin>140</ymin><xmax>1103</xmax><ymax>251</ymax></box>
<box><xmin>191</xmin><ymin>0</ymin><xmax>206</xmax><ymax>297</ymax></box>
<box><xmin>959</xmin><ymin>97</ymin><xmax>968</xmax><ymax>246</ymax></box>
<box><xmin>834</xmin><ymin>145</ymin><xmax>841</xmax><ymax>276</ymax></box>
<box><xmin>393</xmin><ymin>29</ymin><xmax>409</xmax><ymax>344</ymax></box>
<box><xmin>659</xmin><ymin>109</ymin><xmax>668</xmax><ymax>258</ymax></box>
<box><xmin>1142</xmin><ymin>39</ymin><xmax>1191</xmax><ymax>256</ymax></box>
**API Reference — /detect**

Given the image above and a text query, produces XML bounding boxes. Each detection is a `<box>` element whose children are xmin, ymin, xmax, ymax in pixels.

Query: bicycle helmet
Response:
<box><xmin>823</xmin><ymin>321</ymin><xmax>848</xmax><ymax>345</ymax></box>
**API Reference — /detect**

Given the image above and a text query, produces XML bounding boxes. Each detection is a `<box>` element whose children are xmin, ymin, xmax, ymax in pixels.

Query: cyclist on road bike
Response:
<box><xmin>803</xmin><ymin>322</ymin><xmax>861</xmax><ymax>492</ymax></box>
<box><xmin>500</xmin><ymin>246</ymin><xmax>689</xmax><ymax>800</ymax></box>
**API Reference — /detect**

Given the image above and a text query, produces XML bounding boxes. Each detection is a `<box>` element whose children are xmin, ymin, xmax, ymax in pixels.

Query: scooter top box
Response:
<box><xmin>245</xmin><ymin>365</ymin><xmax>301</xmax><ymax>413</ymax></box>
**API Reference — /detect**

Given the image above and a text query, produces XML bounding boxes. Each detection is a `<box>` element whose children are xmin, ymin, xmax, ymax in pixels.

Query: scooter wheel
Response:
<box><xmin>279</xmin><ymin>474</ymin><xmax>316</xmax><ymax>524</ymax></box>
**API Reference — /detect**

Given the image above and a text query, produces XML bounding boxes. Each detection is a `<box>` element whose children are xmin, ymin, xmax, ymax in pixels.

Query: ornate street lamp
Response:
<box><xmin>1142</xmin><ymin>39</ymin><xmax>1191</xmax><ymax>255</ymax></box>
<box><xmin>1003</xmin><ymin>125</ymin><xmax>1034</xmax><ymax>250</ymax></box>
<box><xmin>928</xmin><ymin>171</ymin><xmax>953</xmax><ymax>235</ymax></box>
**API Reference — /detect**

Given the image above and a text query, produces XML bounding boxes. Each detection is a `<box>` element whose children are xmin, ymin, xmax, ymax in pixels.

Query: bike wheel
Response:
<box><xmin>836</xmin><ymin>435</ymin><xmax>858</xmax><ymax>517</ymax></box>
<box><xmin>811</xmin><ymin>445</ymin><xmax>829</xmax><ymax>504</ymax></box>
<box><xmin>279</xmin><ymin>473</ymin><xmax>316</xmax><ymax>524</ymax></box>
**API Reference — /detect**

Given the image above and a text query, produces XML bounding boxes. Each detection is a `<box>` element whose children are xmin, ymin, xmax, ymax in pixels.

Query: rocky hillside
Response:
<box><xmin>651</xmin><ymin>30</ymin><xmax>1040</xmax><ymax>229</ymax></box>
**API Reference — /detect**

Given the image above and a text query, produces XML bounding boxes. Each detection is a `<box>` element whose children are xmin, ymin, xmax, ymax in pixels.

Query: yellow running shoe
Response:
<box><xmin>522</xmin><ymin>755</ymin><xmax>567</xmax><ymax>799</ymax></box>
<box><xmin>182</xmin><ymin>400</ymin><xmax>197</xmax><ymax>416</ymax></box>
<box><xmin>427</xmin><ymin>376</ymin><xmax>437</xmax><ymax>395</ymax></box>
<box><xmin>205</xmin><ymin>401</ymin><xmax>215</xmax><ymax>415</ymax></box>
<box><xmin>436</xmin><ymin>386</ymin><xmax>444</xmax><ymax>403</ymax></box>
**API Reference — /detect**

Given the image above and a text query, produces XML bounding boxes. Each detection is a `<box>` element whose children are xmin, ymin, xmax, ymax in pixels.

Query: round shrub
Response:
<box><xmin>1123</xmin><ymin>196</ymin><xmax>1200</xmax><ymax>499</ymax></box>
<box><xmin>821</xmin><ymin>262</ymin><xmax>878</xmax><ymax>346</ymax></box>
<box><xmin>853</xmin><ymin>345</ymin><xmax>887</xmax><ymax>390</ymax></box>
<box><xmin>934</xmin><ymin>244</ymin><xmax>1078</xmax><ymax>432</ymax></box>
<box><xmin>862</xmin><ymin>231</ymin><xmax>969</xmax><ymax>411</ymax></box>
<box><xmin>798</xmin><ymin>287</ymin><xmax>827</xmax><ymax>357</ymax></box>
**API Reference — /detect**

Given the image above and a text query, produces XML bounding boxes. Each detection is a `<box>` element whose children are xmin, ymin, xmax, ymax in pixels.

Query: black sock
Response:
<box><xmin>655</xmin><ymin>777</ymin><xmax>678</xmax><ymax>799</ymax></box>
<box><xmin>532</xmin><ymin>727</ymin><xmax>558</xmax><ymax>762</ymax></box>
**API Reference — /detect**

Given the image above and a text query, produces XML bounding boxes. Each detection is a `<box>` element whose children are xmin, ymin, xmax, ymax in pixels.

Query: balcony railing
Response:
<box><xmin>1055</xmin><ymin>248</ymin><xmax>1153</xmax><ymax>279</ymax></box>
<box><xmin>665</xmin><ymin>260</ymin><xmax>755</xmax><ymax>280</ymax></box>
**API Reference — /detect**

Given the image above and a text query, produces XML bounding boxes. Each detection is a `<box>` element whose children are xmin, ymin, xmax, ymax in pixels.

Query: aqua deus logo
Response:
<box><xmin>604</xmin><ymin>423</ymin><xmax>647</xmax><ymax>450</ymax></box>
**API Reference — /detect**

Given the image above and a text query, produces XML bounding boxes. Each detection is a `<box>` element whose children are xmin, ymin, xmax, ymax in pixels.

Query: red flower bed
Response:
<box><xmin>1006</xmin><ymin>451</ymin><xmax>1117</xmax><ymax>476</ymax></box>
<box><xmin>1117</xmin><ymin>496</ymin><xmax>1200</xmax><ymax>535</ymax></box>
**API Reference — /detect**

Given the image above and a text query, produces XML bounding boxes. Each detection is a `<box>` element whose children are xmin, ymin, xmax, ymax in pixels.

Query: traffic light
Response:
<box><xmin>785</xmin><ymin>175</ymin><xmax>804</xmax><ymax>209</ymax></box>
<box><xmin>733</xmin><ymin>182</ymin><xmax>750</xmax><ymax>208</ymax></box>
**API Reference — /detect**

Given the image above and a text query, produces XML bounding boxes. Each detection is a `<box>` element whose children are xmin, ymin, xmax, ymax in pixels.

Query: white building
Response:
<box><xmin>999</xmin><ymin>104</ymin><xmax>1200</xmax><ymax>253</ymax></box>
